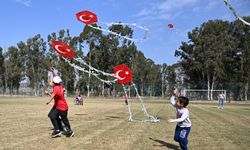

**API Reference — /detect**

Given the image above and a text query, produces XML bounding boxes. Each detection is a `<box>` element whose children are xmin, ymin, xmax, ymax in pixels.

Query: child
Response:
<box><xmin>75</xmin><ymin>95</ymin><xmax>82</xmax><ymax>105</ymax></box>
<box><xmin>46</xmin><ymin>72</ymin><xmax>74</xmax><ymax>138</ymax></box>
<box><xmin>168</xmin><ymin>90</ymin><xmax>191</xmax><ymax>150</ymax></box>
<box><xmin>46</xmin><ymin>67</ymin><xmax>64</xmax><ymax>134</ymax></box>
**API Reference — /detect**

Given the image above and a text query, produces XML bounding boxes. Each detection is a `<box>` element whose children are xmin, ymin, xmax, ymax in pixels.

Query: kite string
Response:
<box><xmin>62</xmin><ymin>57</ymin><xmax>117</xmax><ymax>84</ymax></box>
<box><xmin>74</xmin><ymin>57</ymin><xmax>114</xmax><ymax>77</ymax></box>
<box><xmin>88</xmin><ymin>25</ymin><xmax>138</xmax><ymax>42</ymax></box>
<box><xmin>122</xmin><ymin>84</ymin><xmax>133</xmax><ymax>121</ymax></box>
<box><xmin>223</xmin><ymin>0</ymin><xmax>250</xmax><ymax>26</ymax></box>
<box><xmin>131</xmin><ymin>82</ymin><xmax>158</xmax><ymax>121</ymax></box>
<box><xmin>89</xmin><ymin>21</ymin><xmax>149</xmax><ymax>42</ymax></box>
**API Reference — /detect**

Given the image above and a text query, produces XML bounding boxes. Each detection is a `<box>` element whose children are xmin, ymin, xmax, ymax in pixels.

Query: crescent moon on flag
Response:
<box><xmin>55</xmin><ymin>45</ymin><xmax>66</xmax><ymax>54</ymax></box>
<box><xmin>115</xmin><ymin>70</ymin><xmax>126</xmax><ymax>80</ymax></box>
<box><xmin>79</xmin><ymin>15</ymin><xmax>92</xmax><ymax>23</ymax></box>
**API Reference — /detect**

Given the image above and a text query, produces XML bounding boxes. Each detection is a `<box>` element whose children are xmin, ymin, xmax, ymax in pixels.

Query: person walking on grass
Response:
<box><xmin>218</xmin><ymin>91</ymin><xmax>226</xmax><ymax>109</ymax></box>
<box><xmin>46</xmin><ymin>71</ymin><xmax>74</xmax><ymax>138</ymax></box>
<box><xmin>168</xmin><ymin>89</ymin><xmax>191</xmax><ymax>150</ymax></box>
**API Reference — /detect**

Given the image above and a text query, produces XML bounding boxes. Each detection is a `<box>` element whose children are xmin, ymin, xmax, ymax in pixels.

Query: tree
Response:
<box><xmin>0</xmin><ymin>47</ymin><xmax>5</xmax><ymax>93</ymax></box>
<box><xmin>5</xmin><ymin>46</ymin><xmax>23</xmax><ymax>94</ymax></box>
<box><xmin>230</xmin><ymin>16</ymin><xmax>250</xmax><ymax>100</ymax></box>
<box><xmin>175</xmin><ymin>20</ymin><xmax>236</xmax><ymax>100</ymax></box>
<box><xmin>26</xmin><ymin>34</ymin><xmax>47</xmax><ymax>96</ymax></box>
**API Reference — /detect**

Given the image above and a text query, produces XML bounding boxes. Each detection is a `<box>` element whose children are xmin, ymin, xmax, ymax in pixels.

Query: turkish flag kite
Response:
<box><xmin>114</xmin><ymin>64</ymin><xmax>132</xmax><ymax>84</ymax></box>
<box><xmin>76</xmin><ymin>10</ymin><xmax>98</xmax><ymax>25</ymax></box>
<box><xmin>51</xmin><ymin>41</ymin><xmax>74</xmax><ymax>59</ymax></box>
<box><xmin>168</xmin><ymin>24</ymin><xmax>174</xmax><ymax>28</ymax></box>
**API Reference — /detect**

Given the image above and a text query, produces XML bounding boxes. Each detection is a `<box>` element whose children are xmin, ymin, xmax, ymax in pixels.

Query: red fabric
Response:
<box><xmin>76</xmin><ymin>10</ymin><xmax>98</xmax><ymax>25</ymax></box>
<box><xmin>113</xmin><ymin>64</ymin><xmax>132</xmax><ymax>84</ymax></box>
<box><xmin>51</xmin><ymin>41</ymin><xmax>74</xmax><ymax>59</ymax></box>
<box><xmin>53</xmin><ymin>85</ymin><xmax>68</xmax><ymax>111</ymax></box>
<box><xmin>168</xmin><ymin>24</ymin><xmax>174</xmax><ymax>28</ymax></box>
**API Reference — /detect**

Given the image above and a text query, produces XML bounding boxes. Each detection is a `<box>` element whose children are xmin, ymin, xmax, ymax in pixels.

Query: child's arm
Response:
<box><xmin>48</xmin><ymin>71</ymin><xmax>54</xmax><ymax>87</ymax></box>
<box><xmin>170</xmin><ymin>95</ymin><xmax>177</xmax><ymax>107</ymax></box>
<box><xmin>170</xmin><ymin>88</ymin><xmax>177</xmax><ymax>107</ymax></box>
<box><xmin>46</xmin><ymin>93</ymin><xmax>55</xmax><ymax>105</ymax></box>
<box><xmin>45</xmin><ymin>90</ymin><xmax>52</xmax><ymax>96</ymax></box>
<box><xmin>168</xmin><ymin>110</ymin><xmax>189</xmax><ymax>123</ymax></box>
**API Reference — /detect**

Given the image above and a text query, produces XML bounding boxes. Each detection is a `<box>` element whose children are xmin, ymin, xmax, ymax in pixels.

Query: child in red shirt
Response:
<box><xmin>46</xmin><ymin>71</ymin><xmax>74</xmax><ymax>138</ymax></box>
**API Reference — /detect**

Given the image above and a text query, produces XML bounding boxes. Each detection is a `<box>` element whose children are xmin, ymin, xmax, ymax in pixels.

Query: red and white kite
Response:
<box><xmin>51</xmin><ymin>41</ymin><xmax>74</xmax><ymax>59</ymax></box>
<box><xmin>114</xmin><ymin>64</ymin><xmax>132</xmax><ymax>84</ymax></box>
<box><xmin>75</xmin><ymin>10</ymin><xmax>148</xmax><ymax>42</ymax></box>
<box><xmin>168</xmin><ymin>24</ymin><xmax>174</xmax><ymax>29</ymax></box>
<box><xmin>76</xmin><ymin>10</ymin><xmax>98</xmax><ymax>25</ymax></box>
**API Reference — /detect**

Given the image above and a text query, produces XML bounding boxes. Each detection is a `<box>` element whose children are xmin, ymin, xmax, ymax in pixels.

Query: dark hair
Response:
<box><xmin>178</xmin><ymin>96</ymin><xmax>189</xmax><ymax>107</ymax></box>
<box><xmin>53</xmin><ymin>83</ymin><xmax>61</xmax><ymax>86</ymax></box>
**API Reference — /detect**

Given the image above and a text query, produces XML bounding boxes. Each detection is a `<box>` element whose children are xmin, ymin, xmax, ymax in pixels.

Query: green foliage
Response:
<box><xmin>175</xmin><ymin>18</ymin><xmax>250</xmax><ymax>100</ymax></box>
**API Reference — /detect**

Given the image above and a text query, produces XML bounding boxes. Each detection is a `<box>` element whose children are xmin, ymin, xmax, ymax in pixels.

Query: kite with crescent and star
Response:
<box><xmin>75</xmin><ymin>10</ymin><xmax>149</xmax><ymax>42</ymax></box>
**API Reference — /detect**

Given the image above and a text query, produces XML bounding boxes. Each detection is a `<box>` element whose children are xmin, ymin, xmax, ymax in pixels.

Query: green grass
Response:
<box><xmin>0</xmin><ymin>97</ymin><xmax>250</xmax><ymax>150</ymax></box>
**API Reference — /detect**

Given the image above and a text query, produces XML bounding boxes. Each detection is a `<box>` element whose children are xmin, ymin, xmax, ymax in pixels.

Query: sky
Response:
<box><xmin>0</xmin><ymin>0</ymin><xmax>249</xmax><ymax>65</ymax></box>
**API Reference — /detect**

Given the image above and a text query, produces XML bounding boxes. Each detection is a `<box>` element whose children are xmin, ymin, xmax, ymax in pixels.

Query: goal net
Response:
<box><xmin>183</xmin><ymin>89</ymin><xmax>226</xmax><ymax>101</ymax></box>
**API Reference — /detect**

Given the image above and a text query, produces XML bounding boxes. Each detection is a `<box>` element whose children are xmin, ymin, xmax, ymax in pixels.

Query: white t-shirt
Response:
<box><xmin>170</xmin><ymin>96</ymin><xmax>191</xmax><ymax>128</ymax></box>
<box><xmin>218</xmin><ymin>94</ymin><xmax>225</xmax><ymax>100</ymax></box>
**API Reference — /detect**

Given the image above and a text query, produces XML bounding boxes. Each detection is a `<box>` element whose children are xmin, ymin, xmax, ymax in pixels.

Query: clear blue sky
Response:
<box><xmin>0</xmin><ymin>0</ymin><xmax>249</xmax><ymax>65</ymax></box>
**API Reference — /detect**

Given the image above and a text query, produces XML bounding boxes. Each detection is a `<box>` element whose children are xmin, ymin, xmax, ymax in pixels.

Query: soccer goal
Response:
<box><xmin>183</xmin><ymin>89</ymin><xmax>226</xmax><ymax>101</ymax></box>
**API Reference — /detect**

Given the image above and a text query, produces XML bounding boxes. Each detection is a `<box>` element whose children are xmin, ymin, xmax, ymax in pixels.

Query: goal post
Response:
<box><xmin>183</xmin><ymin>89</ymin><xmax>226</xmax><ymax>101</ymax></box>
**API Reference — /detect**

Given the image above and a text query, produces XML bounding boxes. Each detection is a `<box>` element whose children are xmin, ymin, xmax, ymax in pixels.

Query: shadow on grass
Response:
<box><xmin>75</xmin><ymin>113</ymin><xmax>88</xmax><ymax>116</ymax></box>
<box><xmin>106</xmin><ymin>116</ymin><xmax>121</xmax><ymax>119</ymax></box>
<box><xmin>149</xmin><ymin>137</ymin><xmax>179</xmax><ymax>150</ymax></box>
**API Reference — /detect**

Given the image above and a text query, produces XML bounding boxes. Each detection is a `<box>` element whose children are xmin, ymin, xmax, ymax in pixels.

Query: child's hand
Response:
<box><xmin>45</xmin><ymin>90</ymin><xmax>49</xmax><ymax>95</ymax></box>
<box><xmin>50</xmin><ymin>66</ymin><xmax>54</xmax><ymax>72</ymax></box>
<box><xmin>173</xmin><ymin>88</ymin><xmax>177</xmax><ymax>96</ymax></box>
<box><xmin>167</xmin><ymin>119</ymin><xmax>172</xmax><ymax>123</ymax></box>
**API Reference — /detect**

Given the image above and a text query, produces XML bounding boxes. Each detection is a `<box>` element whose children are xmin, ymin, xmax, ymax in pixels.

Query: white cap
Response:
<box><xmin>53</xmin><ymin>76</ymin><xmax>62</xmax><ymax>84</ymax></box>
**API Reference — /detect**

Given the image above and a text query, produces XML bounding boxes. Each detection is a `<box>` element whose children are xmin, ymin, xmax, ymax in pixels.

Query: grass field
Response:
<box><xmin>0</xmin><ymin>97</ymin><xmax>250</xmax><ymax>150</ymax></box>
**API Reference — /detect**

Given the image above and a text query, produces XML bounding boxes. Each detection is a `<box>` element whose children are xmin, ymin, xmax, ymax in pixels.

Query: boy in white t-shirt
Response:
<box><xmin>168</xmin><ymin>90</ymin><xmax>191</xmax><ymax>150</ymax></box>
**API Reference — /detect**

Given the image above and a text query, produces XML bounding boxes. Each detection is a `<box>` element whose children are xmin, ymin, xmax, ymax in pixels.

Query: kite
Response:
<box><xmin>51</xmin><ymin>41</ymin><xmax>74</xmax><ymax>59</ymax></box>
<box><xmin>223</xmin><ymin>0</ymin><xmax>250</xmax><ymax>26</ymax></box>
<box><xmin>76</xmin><ymin>10</ymin><xmax>149</xmax><ymax>42</ymax></box>
<box><xmin>76</xmin><ymin>10</ymin><xmax>98</xmax><ymax>25</ymax></box>
<box><xmin>51</xmin><ymin>41</ymin><xmax>159</xmax><ymax>122</ymax></box>
<box><xmin>168</xmin><ymin>23</ymin><xmax>174</xmax><ymax>29</ymax></box>
<box><xmin>114</xmin><ymin>64</ymin><xmax>132</xmax><ymax>84</ymax></box>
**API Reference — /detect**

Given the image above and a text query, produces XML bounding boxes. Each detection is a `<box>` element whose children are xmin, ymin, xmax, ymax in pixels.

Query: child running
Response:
<box><xmin>168</xmin><ymin>89</ymin><xmax>191</xmax><ymax>150</ymax></box>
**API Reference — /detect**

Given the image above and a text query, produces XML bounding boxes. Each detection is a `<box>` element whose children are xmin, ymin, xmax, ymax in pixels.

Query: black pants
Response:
<box><xmin>48</xmin><ymin>106</ymin><xmax>71</xmax><ymax>131</ymax></box>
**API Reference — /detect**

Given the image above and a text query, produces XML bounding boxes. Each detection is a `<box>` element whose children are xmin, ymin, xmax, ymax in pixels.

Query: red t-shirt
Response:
<box><xmin>52</xmin><ymin>85</ymin><xmax>68</xmax><ymax>111</ymax></box>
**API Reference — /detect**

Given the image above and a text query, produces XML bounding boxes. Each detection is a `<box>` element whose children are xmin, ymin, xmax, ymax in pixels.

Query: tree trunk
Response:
<box><xmin>102</xmin><ymin>82</ymin><xmax>105</xmax><ymax>96</ymax></box>
<box><xmin>4</xmin><ymin>62</ymin><xmax>8</xmax><ymax>95</ymax></box>
<box><xmin>150</xmin><ymin>84</ymin><xmax>153</xmax><ymax>97</ymax></box>
<box><xmin>207</xmin><ymin>75</ymin><xmax>210</xmax><ymax>100</ymax></box>
<box><xmin>244</xmin><ymin>82</ymin><xmax>248</xmax><ymax>101</ymax></box>
<box><xmin>239</xmin><ymin>83</ymin><xmax>244</xmax><ymax>101</ymax></box>
<box><xmin>162</xmin><ymin>76</ymin><xmax>164</xmax><ymax>98</ymax></box>
<box><xmin>140</xmin><ymin>84</ymin><xmax>143</xmax><ymax>97</ymax></box>
<box><xmin>210</xmin><ymin>75</ymin><xmax>215</xmax><ymax>100</ymax></box>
